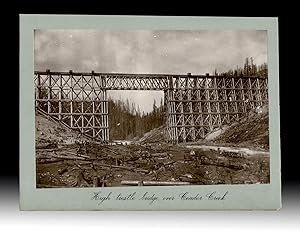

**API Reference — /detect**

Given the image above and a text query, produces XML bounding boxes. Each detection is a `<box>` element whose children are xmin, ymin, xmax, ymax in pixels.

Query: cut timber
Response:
<box><xmin>64</xmin><ymin>151</ymin><xmax>91</xmax><ymax>159</ymax></box>
<box><xmin>36</xmin><ymin>158</ymin><xmax>65</xmax><ymax>164</ymax></box>
<box><xmin>200</xmin><ymin>157</ymin><xmax>244</xmax><ymax>170</ymax></box>
<box><xmin>36</xmin><ymin>143</ymin><xmax>58</xmax><ymax>149</ymax></box>
<box><xmin>93</xmin><ymin>163</ymin><xmax>149</xmax><ymax>173</ymax></box>
<box><xmin>54</xmin><ymin>155</ymin><xmax>87</xmax><ymax>160</ymax></box>
<box><xmin>121</xmin><ymin>180</ymin><xmax>190</xmax><ymax>186</ymax></box>
<box><xmin>94</xmin><ymin>163</ymin><xmax>134</xmax><ymax>170</ymax></box>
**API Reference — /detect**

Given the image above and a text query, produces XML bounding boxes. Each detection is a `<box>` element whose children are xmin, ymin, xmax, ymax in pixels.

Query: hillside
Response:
<box><xmin>137</xmin><ymin>126</ymin><xmax>166</xmax><ymax>144</ymax></box>
<box><xmin>211</xmin><ymin>106</ymin><xmax>269</xmax><ymax>150</ymax></box>
<box><xmin>35</xmin><ymin>111</ymin><xmax>88</xmax><ymax>146</ymax></box>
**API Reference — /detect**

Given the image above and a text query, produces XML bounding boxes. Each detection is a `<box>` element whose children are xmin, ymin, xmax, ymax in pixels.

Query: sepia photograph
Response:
<box><xmin>34</xmin><ymin>29</ymin><xmax>270</xmax><ymax>188</ymax></box>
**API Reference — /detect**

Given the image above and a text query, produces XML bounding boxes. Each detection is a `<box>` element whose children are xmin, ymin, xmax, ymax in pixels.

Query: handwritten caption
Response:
<box><xmin>91</xmin><ymin>191</ymin><xmax>229</xmax><ymax>206</ymax></box>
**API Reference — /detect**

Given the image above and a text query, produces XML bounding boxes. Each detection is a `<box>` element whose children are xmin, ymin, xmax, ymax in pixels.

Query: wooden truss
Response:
<box><xmin>34</xmin><ymin>71</ymin><xmax>268</xmax><ymax>143</ymax></box>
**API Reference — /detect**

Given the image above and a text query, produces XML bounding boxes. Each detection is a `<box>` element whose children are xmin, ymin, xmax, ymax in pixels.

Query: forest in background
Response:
<box><xmin>214</xmin><ymin>57</ymin><xmax>268</xmax><ymax>77</ymax></box>
<box><xmin>108</xmin><ymin>98</ymin><xmax>165</xmax><ymax>140</ymax></box>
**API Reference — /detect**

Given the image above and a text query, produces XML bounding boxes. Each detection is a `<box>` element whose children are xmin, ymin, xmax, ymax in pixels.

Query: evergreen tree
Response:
<box><xmin>108</xmin><ymin>97</ymin><xmax>165</xmax><ymax>140</ymax></box>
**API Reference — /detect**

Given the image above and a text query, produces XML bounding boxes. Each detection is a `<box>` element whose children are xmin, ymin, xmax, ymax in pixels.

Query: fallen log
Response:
<box><xmin>54</xmin><ymin>155</ymin><xmax>87</xmax><ymax>161</ymax></box>
<box><xmin>58</xmin><ymin>167</ymin><xmax>68</xmax><ymax>175</ymax></box>
<box><xmin>93</xmin><ymin>162</ymin><xmax>149</xmax><ymax>173</ymax></box>
<box><xmin>199</xmin><ymin>157</ymin><xmax>244</xmax><ymax>170</ymax></box>
<box><xmin>64</xmin><ymin>151</ymin><xmax>91</xmax><ymax>159</ymax></box>
<box><xmin>37</xmin><ymin>153</ymin><xmax>87</xmax><ymax>161</ymax></box>
<box><xmin>134</xmin><ymin>169</ymin><xmax>150</xmax><ymax>173</ymax></box>
<box><xmin>163</xmin><ymin>161</ymin><xmax>176</xmax><ymax>166</ymax></box>
<box><xmin>150</xmin><ymin>153</ymin><xmax>170</xmax><ymax>158</ymax></box>
<box><xmin>122</xmin><ymin>156</ymin><xmax>140</xmax><ymax>162</ymax></box>
<box><xmin>93</xmin><ymin>162</ymin><xmax>134</xmax><ymax>170</ymax></box>
<box><xmin>36</xmin><ymin>158</ymin><xmax>64</xmax><ymax>164</ymax></box>
<box><xmin>121</xmin><ymin>180</ymin><xmax>190</xmax><ymax>186</ymax></box>
<box><xmin>36</xmin><ymin>148</ymin><xmax>61</xmax><ymax>152</ymax></box>
<box><xmin>36</xmin><ymin>143</ymin><xmax>58</xmax><ymax>149</ymax></box>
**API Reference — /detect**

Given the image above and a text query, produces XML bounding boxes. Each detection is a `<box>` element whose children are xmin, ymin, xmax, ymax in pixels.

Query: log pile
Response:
<box><xmin>36</xmin><ymin>141</ymin><xmax>269</xmax><ymax>188</ymax></box>
<box><xmin>36</xmin><ymin>142</ymin><xmax>193</xmax><ymax>187</ymax></box>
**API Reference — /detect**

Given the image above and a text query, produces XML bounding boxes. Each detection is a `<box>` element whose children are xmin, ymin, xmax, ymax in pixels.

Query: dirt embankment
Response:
<box><xmin>137</xmin><ymin>126</ymin><xmax>166</xmax><ymax>144</ymax></box>
<box><xmin>35</xmin><ymin>111</ymin><xmax>89</xmax><ymax>146</ymax></box>
<box><xmin>209</xmin><ymin>106</ymin><xmax>269</xmax><ymax>150</ymax></box>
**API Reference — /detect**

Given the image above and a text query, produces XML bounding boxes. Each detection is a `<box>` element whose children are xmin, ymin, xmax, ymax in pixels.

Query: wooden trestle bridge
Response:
<box><xmin>34</xmin><ymin>70</ymin><xmax>268</xmax><ymax>143</ymax></box>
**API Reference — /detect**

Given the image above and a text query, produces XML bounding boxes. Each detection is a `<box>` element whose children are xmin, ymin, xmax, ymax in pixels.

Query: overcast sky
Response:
<box><xmin>34</xmin><ymin>30</ymin><xmax>267</xmax><ymax>113</ymax></box>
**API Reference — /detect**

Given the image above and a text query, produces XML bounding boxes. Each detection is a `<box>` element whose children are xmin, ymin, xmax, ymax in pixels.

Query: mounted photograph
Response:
<box><xmin>34</xmin><ymin>29</ymin><xmax>270</xmax><ymax>188</ymax></box>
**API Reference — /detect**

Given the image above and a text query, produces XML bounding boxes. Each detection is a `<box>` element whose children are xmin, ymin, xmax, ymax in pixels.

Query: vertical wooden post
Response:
<box><xmin>58</xmin><ymin>74</ymin><xmax>62</xmax><ymax>120</ymax></box>
<box><xmin>256</xmin><ymin>78</ymin><xmax>262</xmax><ymax>107</ymax></box>
<box><xmin>179</xmin><ymin>89</ymin><xmax>186</xmax><ymax>142</ymax></box>
<box><xmin>81</xmin><ymin>75</ymin><xmax>84</xmax><ymax>134</ymax></box>
<box><xmin>231</xmin><ymin>78</ymin><xmax>238</xmax><ymax>120</ymax></box>
<box><xmin>192</xmin><ymin>78</ymin><xmax>198</xmax><ymax>140</ymax></box>
<box><xmin>100</xmin><ymin>76</ymin><xmax>105</xmax><ymax>142</ymax></box>
<box><xmin>167</xmin><ymin>78</ymin><xmax>172</xmax><ymax>143</ymax></box>
<box><xmin>103</xmin><ymin>90</ymin><xmax>107</xmax><ymax>143</ymax></box>
<box><xmin>223</xmin><ymin>77</ymin><xmax>230</xmax><ymax>124</ymax></box>
<box><xmin>101</xmin><ymin>90</ymin><xmax>104</xmax><ymax>142</ymax></box>
<box><xmin>165</xmin><ymin>89</ymin><xmax>171</xmax><ymax>143</ymax></box>
<box><xmin>196</xmin><ymin>77</ymin><xmax>204</xmax><ymax>138</ymax></box>
<box><xmin>240</xmin><ymin>78</ymin><xmax>246</xmax><ymax>114</ymax></box>
<box><xmin>214</xmin><ymin>77</ymin><xmax>221</xmax><ymax>126</ymax></box>
<box><xmin>248</xmin><ymin>78</ymin><xmax>254</xmax><ymax>110</ymax></box>
<box><xmin>169</xmin><ymin>77</ymin><xmax>178</xmax><ymax>144</ymax></box>
<box><xmin>92</xmin><ymin>74</ymin><xmax>95</xmax><ymax>139</ymax></box>
<box><xmin>70</xmin><ymin>71</ymin><xmax>73</xmax><ymax>128</ymax></box>
<box><xmin>36</xmin><ymin>74</ymin><xmax>41</xmax><ymax>108</ymax></box>
<box><xmin>188</xmin><ymin>77</ymin><xmax>195</xmax><ymax>141</ymax></box>
<box><xmin>47</xmin><ymin>70</ymin><xmax>51</xmax><ymax>114</ymax></box>
<box><xmin>263</xmin><ymin>78</ymin><xmax>268</xmax><ymax>103</ymax></box>
<box><xmin>167</xmin><ymin>77</ymin><xmax>175</xmax><ymax>144</ymax></box>
<box><xmin>100</xmin><ymin>75</ymin><xmax>108</xmax><ymax>143</ymax></box>
<box><xmin>205</xmin><ymin>75</ymin><xmax>213</xmax><ymax>132</ymax></box>
<box><xmin>105</xmin><ymin>90</ymin><xmax>109</xmax><ymax>142</ymax></box>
